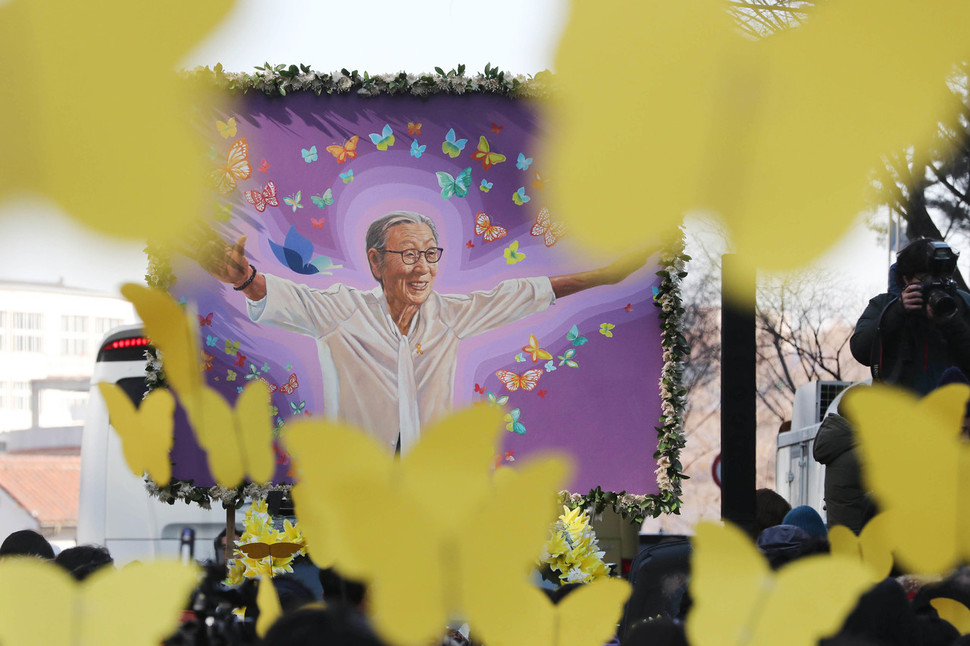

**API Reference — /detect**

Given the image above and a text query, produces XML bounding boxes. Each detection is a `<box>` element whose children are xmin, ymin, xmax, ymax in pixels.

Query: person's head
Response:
<box><xmin>754</xmin><ymin>488</ymin><xmax>791</xmax><ymax>538</ymax></box>
<box><xmin>366</xmin><ymin>212</ymin><xmax>441</xmax><ymax>307</ymax></box>
<box><xmin>0</xmin><ymin>529</ymin><xmax>55</xmax><ymax>560</ymax></box>
<box><xmin>783</xmin><ymin>505</ymin><xmax>828</xmax><ymax>538</ymax></box>
<box><xmin>894</xmin><ymin>238</ymin><xmax>959</xmax><ymax>287</ymax></box>
<box><xmin>213</xmin><ymin>526</ymin><xmax>244</xmax><ymax>563</ymax></box>
<box><xmin>54</xmin><ymin>544</ymin><xmax>114</xmax><ymax>580</ymax></box>
<box><xmin>260</xmin><ymin>604</ymin><xmax>386</xmax><ymax>646</ymax></box>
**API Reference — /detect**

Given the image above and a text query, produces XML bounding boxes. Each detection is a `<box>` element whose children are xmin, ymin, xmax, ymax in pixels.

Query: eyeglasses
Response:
<box><xmin>383</xmin><ymin>247</ymin><xmax>444</xmax><ymax>265</ymax></box>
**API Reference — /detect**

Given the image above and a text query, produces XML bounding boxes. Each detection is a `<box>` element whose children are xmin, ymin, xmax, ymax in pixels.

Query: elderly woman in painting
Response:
<box><xmin>204</xmin><ymin>210</ymin><xmax>645</xmax><ymax>454</ymax></box>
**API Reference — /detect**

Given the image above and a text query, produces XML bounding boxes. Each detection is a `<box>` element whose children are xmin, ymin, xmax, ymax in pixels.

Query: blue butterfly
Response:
<box><xmin>514</xmin><ymin>352</ymin><xmax>526</xmax><ymax>363</ymax></box>
<box><xmin>339</xmin><ymin>170</ymin><xmax>354</xmax><ymax>183</ymax></box>
<box><xmin>269</xmin><ymin>224</ymin><xmax>345</xmax><ymax>275</ymax></box>
<box><xmin>301</xmin><ymin>146</ymin><xmax>318</xmax><ymax>163</ymax></box>
<box><xmin>504</xmin><ymin>408</ymin><xmax>526</xmax><ymax>435</ymax></box>
<box><xmin>284</xmin><ymin>191</ymin><xmax>303</xmax><ymax>212</ymax></box>
<box><xmin>487</xmin><ymin>391</ymin><xmax>509</xmax><ymax>407</ymax></box>
<box><xmin>410</xmin><ymin>140</ymin><xmax>427</xmax><ymax>158</ymax></box>
<box><xmin>566</xmin><ymin>324</ymin><xmax>589</xmax><ymax>346</ymax></box>
<box><xmin>290</xmin><ymin>400</ymin><xmax>306</xmax><ymax>416</ymax></box>
<box><xmin>205</xmin><ymin>335</ymin><xmax>219</xmax><ymax>347</ymax></box>
<box><xmin>480</xmin><ymin>179</ymin><xmax>493</xmax><ymax>193</ymax></box>
<box><xmin>369</xmin><ymin>124</ymin><xmax>395</xmax><ymax>151</ymax></box>
<box><xmin>237</xmin><ymin>386</ymin><xmax>244</xmax><ymax>393</ymax></box>
<box><xmin>516</xmin><ymin>153</ymin><xmax>533</xmax><ymax>170</ymax></box>
<box><xmin>544</xmin><ymin>360</ymin><xmax>557</xmax><ymax>373</ymax></box>
<box><xmin>245</xmin><ymin>364</ymin><xmax>260</xmax><ymax>380</ymax></box>
<box><xmin>441</xmin><ymin>128</ymin><xmax>467</xmax><ymax>158</ymax></box>
<box><xmin>261</xmin><ymin>362</ymin><xmax>271</xmax><ymax>373</ymax></box>
<box><xmin>436</xmin><ymin>167</ymin><xmax>473</xmax><ymax>199</ymax></box>
<box><xmin>512</xmin><ymin>186</ymin><xmax>530</xmax><ymax>205</ymax></box>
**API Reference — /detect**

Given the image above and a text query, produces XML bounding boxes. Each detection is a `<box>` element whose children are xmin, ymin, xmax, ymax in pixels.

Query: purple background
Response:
<box><xmin>171</xmin><ymin>92</ymin><xmax>663</xmax><ymax>494</ymax></box>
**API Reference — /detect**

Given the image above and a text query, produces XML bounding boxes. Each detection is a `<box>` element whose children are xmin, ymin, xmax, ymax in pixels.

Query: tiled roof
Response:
<box><xmin>0</xmin><ymin>454</ymin><xmax>80</xmax><ymax>526</ymax></box>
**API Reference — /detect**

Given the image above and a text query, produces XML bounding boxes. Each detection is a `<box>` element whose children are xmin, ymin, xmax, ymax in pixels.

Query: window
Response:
<box><xmin>61</xmin><ymin>338</ymin><xmax>88</xmax><ymax>356</ymax></box>
<box><xmin>13</xmin><ymin>335</ymin><xmax>41</xmax><ymax>353</ymax></box>
<box><xmin>61</xmin><ymin>315</ymin><xmax>88</xmax><ymax>333</ymax></box>
<box><xmin>13</xmin><ymin>312</ymin><xmax>42</xmax><ymax>330</ymax></box>
<box><xmin>11</xmin><ymin>381</ymin><xmax>30</xmax><ymax>410</ymax></box>
<box><xmin>95</xmin><ymin>317</ymin><xmax>124</xmax><ymax>336</ymax></box>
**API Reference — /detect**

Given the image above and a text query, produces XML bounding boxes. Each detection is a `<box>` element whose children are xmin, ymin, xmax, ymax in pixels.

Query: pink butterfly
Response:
<box><xmin>245</xmin><ymin>180</ymin><xmax>279</xmax><ymax>213</ymax></box>
<box><xmin>311</xmin><ymin>217</ymin><xmax>325</xmax><ymax>229</ymax></box>
<box><xmin>257</xmin><ymin>158</ymin><xmax>270</xmax><ymax>172</ymax></box>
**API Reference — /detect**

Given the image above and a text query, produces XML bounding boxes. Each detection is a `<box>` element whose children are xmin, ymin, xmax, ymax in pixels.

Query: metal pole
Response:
<box><xmin>720</xmin><ymin>254</ymin><xmax>757</xmax><ymax>535</ymax></box>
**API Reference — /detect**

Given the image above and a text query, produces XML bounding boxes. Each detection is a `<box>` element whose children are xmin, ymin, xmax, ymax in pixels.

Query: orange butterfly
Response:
<box><xmin>245</xmin><ymin>180</ymin><xmax>279</xmax><ymax>213</ymax></box>
<box><xmin>257</xmin><ymin>158</ymin><xmax>270</xmax><ymax>173</ymax></box>
<box><xmin>326</xmin><ymin>136</ymin><xmax>359</xmax><ymax>164</ymax></box>
<box><xmin>537</xmin><ymin>390</ymin><xmax>547</xmax><ymax>399</ymax></box>
<box><xmin>311</xmin><ymin>217</ymin><xmax>325</xmax><ymax>229</ymax></box>
<box><xmin>521</xmin><ymin>334</ymin><xmax>553</xmax><ymax>363</ymax></box>
<box><xmin>475</xmin><ymin>212</ymin><xmax>508</xmax><ymax>243</ymax></box>
<box><xmin>474</xmin><ymin>383</ymin><xmax>486</xmax><ymax>394</ymax></box>
<box><xmin>531</xmin><ymin>171</ymin><xmax>548</xmax><ymax>191</ymax></box>
<box><xmin>198</xmin><ymin>313</ymin><xmax>213</xmax><ymax>326</ymax></box>
<box><xmin>466</xmin><ymin>240</ymin><xmax>475</xmax><ymax>249</ymax></box>
<box><xmin>279</xmin><ymin>373</ymin><xmax>299</xmax><ymax>395</ymax></box>
<box><xmin>625</xmin><ymin>303</ymin><xmax>633</xmax><ymax>312</ymax></box>
<box><xmin>491</xmin><ymin>122</ymin><xmax>503</xmax><ymax>134</ymax></box>
<box><xmin>408</xmin><ymin>122</ymin><xmax>422</xmax><ymax>135</ymax></box>
<box><xmin>471</xmin><ymin>136</ymin><xmax>507</xmax><ymax>171</ymax></box>
<box><xmin>210</xmin><ymin>138</ymin><xmax>252</xmax><ymax>194</ymax></box>
<box><xmin>495</xmin><ymin>369</ymin><xmax>543</xmax><ymax>392</ymax></box>
<box><xmin>530</xmin><ymin>207</ymin><xmax>566</xmax><ymax>247</ymax></box>
<box><xmin>201</xmin><ymin>351</ymin><xmax>214</xmax><ymax>371</ymax></box>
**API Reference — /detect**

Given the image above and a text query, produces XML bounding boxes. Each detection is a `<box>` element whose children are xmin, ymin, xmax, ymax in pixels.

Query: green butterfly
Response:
<box><xmin>436</xmin><ymin>167</ymin><xmax>472</xmax><ymax>199</ymax></box>
<box><xmin>311</xmin><ymin>188</ymin><xmax>333</xmax><ymax>208</ymax></box>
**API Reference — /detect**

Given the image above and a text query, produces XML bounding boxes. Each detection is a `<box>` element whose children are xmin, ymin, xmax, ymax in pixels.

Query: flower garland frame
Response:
<box><xmin>142</xmin><ymin>66</ymin><xmax>689</xmax><ymax>520</ymax></box>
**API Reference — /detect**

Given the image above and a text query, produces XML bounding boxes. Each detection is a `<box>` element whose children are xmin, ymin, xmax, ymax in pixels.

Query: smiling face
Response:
<box><xmin>368</xmin><ymin>222</ymin><xmax>439</xmax><ymax>311</ymax></box>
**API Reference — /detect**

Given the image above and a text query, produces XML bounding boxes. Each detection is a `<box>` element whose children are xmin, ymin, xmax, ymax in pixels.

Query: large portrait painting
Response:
<box><xmin>164</xmin><ymin>88</ymin><xmax>668</xmax><ymax>497</ymax></box>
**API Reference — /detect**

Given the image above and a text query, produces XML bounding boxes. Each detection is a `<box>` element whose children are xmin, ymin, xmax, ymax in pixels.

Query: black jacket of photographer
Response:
<box><xmin>850</xmin><ymin>287</ymin><xmax>970</xmax><ymax>395</ymax></box>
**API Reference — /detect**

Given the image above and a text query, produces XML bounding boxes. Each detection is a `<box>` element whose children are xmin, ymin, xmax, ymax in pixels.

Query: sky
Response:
<box><xmin>0</xmin><ymin>0</ymin><xmax>893</xmax><ymax>300</ymax></box>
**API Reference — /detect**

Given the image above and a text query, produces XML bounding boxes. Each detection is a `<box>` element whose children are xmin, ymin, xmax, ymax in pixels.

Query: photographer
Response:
<box><xmin>851</xmin><ymin>239</ymin><xmax>970</xmax><ymax>394</ymax></box>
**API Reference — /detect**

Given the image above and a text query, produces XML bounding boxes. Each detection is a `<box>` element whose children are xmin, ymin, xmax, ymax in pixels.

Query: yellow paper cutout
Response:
<box><xmin>931</xmin><ymin>597</ymin><xmax>970</xmax><ymax>635</ymax></box>
<box><xmin>828</xmin><ymin>512</ymin><xmax>895</xmax><ymax>583</ymax></box>
<box><xmin>0</xmin><ymin>558</ymin><xmax>199</xmax><ymax>646</ymax></box>
<box><xmin>687</xmin><ymin>522</ymin><xmax>872</xmax><ymax>646</ymax></box>
<box><xmin>256</xmin><ymin>575</ymin><xmax>283</xmax><ymax>638</ymax></box>
<box><xmin>472</xmin><ymin>578</ymin><xmax>631</xmax><ymax>646</ymax></box>
<box><xmin>0</xmin><ymin>0</ymin><xmax>233</xmax><ymax>243</ymax></box>
<box><xmin>283</xmin><ymin>406</ymin><xmax>573</xmax><ymax>646</ymax></box>
<box><xmin>97</xmin><ymin>382</ymin><xmax>175</xmax><ymax>483</ymax></box>
<box><xmin>548</xmin><ymin>0</ymin><xmax>970</xmax><ymax>286</ymax></box>
<box><xmin>118</xmin><ymin>283</ymin><xmax>276</xmax><ymax>487</ymax></box>
<box><xmin>844</xmin><ymin>383</ymin><xmax>970</xmax><ymax>574</ymax></box>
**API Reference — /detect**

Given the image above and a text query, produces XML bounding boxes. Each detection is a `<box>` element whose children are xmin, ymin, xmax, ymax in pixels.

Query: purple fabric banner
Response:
<box><xmin>171</xmin><ymin>92</ymin><xmax>663</xmax><ymax>494</ymax></box>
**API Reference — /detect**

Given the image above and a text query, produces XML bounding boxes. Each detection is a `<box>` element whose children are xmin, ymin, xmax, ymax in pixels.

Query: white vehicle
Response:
<box><xmin>77</xmin><ymin>325</ymin><xmax>235</xmax><ymax>564</ymax></box>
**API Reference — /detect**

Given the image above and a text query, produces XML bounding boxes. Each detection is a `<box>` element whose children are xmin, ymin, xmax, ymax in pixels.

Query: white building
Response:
<box><xmin>0</xmin><ymin>279</ymin><xmax>137</xmax><ymax>434</ymax></box>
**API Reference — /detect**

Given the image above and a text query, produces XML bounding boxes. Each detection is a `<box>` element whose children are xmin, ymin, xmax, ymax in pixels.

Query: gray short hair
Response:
<box><xmin>365</xmin><ymin>211</ymin><xmax>438</xmax><ymax>254</ymax></box>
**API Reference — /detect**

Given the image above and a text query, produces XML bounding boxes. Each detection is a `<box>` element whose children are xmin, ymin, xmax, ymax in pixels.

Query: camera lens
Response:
<box><xmin>928</xmin><ymin>288</ymin><xmax>957</xmax><ymax>318</ymax></box>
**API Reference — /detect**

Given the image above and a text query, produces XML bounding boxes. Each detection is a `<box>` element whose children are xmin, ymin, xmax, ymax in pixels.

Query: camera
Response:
<box><xmin>920</xmin><ymin>241</ymin><xmax>960</xmax><ymax>318</ymax></box>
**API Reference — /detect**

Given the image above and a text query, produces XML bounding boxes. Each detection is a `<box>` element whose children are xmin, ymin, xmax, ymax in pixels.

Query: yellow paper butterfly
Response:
<box><xmin>0</xmin><ymin>558</ymin><xmax>199</xmax><ymax>646</ymax></box>
<box><xmin>97</xmin><ymin>383</ymin><xmax>175</xmax><ymax>484</ymax></box>
<box><xmin>687</xmin><ymin>522</ymin><xmax>871</xmax><ymax>646</ymax></box>
<box><xmin>931</xmin><ymin>598</ymin><xmax>970</xmax><ymax>635</ymax></box>
<box><xmin>216</xmin><ymin>117</ymin><xmax>237</xmax><ymax>138</ymax></box>
<box><xmin>844</xmin><ymin>383</ymin><xmax>970</xmax><ymax>574</ymax></box>
<box><xmin>828</xmin><ymin>512</ymin><xmax>895</xmax><ymax>583</ymax></box>
<box><xmin>549</xmin><ymin>0</ymin><xmax>970</xmax><ymax>289</ymax></box>
<box><xmin>0</xmin><ymin>0</ymin><xmax>233</xmax><ymax>244</ymax></box>
<box><xmin>119</xmin><ymin>284</ymin><xmax>276</xmax><ymax>487</ymax></box>
<box><xmin>256</xmin><ymin>576</ymin><xmax>283</xmax><ymax>638</ymax></box>
<box><xmin>282</xmin><ymin>406</ymin><xmax>572</xmax><ymax>646</ymax></box>
<box><xmin>472</xmin><ymin>578</ymin><xmax>631</xmax><ymax>646</ymax></box>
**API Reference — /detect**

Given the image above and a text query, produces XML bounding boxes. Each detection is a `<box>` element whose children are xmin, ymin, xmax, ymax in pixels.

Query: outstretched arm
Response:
<box><xmin>548</xmin><ymin>250</ymin><xmax>648</xmax><ymax>299</ymax></box>
<box><xmin>199</xmin><ymin>234</ymin><xmax>267</xmax><ymax>301</ymax></box>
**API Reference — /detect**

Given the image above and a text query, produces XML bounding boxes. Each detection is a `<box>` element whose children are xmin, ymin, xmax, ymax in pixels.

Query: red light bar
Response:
<box><xmin>101</xmin><ymin>336</ymin><xmax>151</xmax><ymax>353</ymax></box>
